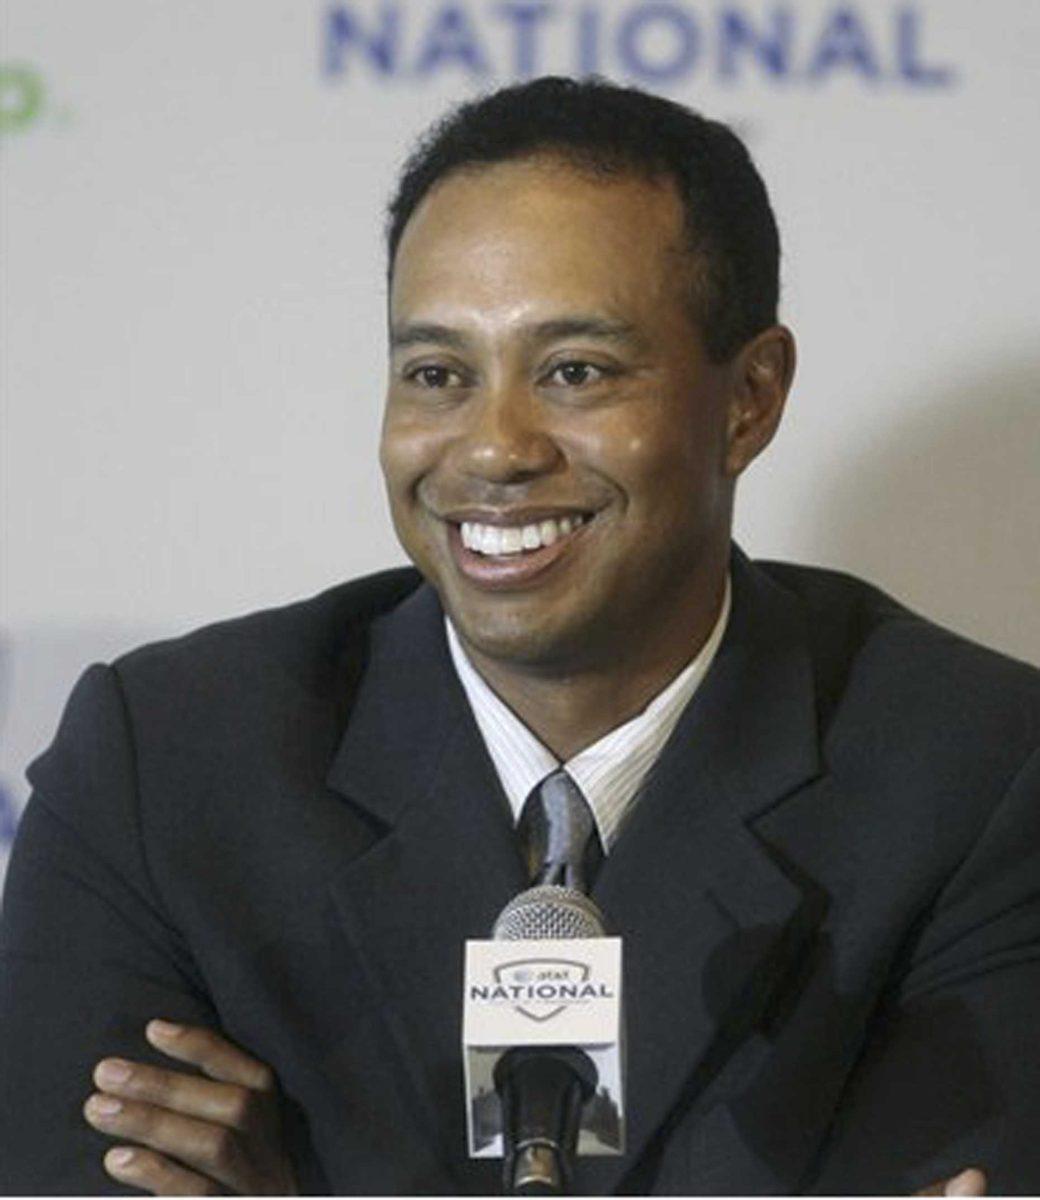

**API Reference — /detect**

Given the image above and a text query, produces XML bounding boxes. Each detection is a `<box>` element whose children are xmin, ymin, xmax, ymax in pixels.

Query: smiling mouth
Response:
<box><xmin>460</xmin><ymin>514</ymin><xmax>587</xmax><ymax>557</ymax></box>
<box><xmin>443</xmin><ymin>509</ymin><xmax>595</xmax><ymax>590</ymax></box>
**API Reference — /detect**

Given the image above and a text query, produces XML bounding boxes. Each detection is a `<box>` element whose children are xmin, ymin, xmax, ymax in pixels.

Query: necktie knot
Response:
<box><xmin>520</xmin><ymin>769</ymin><xmax>603</xmax><ymax>893</ymax></box>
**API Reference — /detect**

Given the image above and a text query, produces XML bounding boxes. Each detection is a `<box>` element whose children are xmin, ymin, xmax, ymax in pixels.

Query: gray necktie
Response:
<box><xmin>520</xmin><ymin>769</ymin><xmax>603</xmax><ymax>893</ymax></box>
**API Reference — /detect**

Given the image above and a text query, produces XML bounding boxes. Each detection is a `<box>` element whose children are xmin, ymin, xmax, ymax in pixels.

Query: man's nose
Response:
<box><xmin>454</xmin><ymin>386</ymin><xmax>562</xmax><ymax>484</ymax></box>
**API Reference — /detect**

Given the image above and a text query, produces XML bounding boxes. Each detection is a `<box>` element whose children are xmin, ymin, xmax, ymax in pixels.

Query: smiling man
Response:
<box><xmin>2</xmin><ymin>77</ymin><xmax>1039</xmax><ymax>1196</ymax></box>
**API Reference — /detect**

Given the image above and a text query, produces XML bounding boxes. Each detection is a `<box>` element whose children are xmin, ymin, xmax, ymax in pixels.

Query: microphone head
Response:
<box><xmin>493</xmin><ymin>884</ymin><xmax>606</xmax><ymax>941</ymax></box>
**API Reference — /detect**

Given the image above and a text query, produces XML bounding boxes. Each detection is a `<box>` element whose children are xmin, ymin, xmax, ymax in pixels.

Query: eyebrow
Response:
<box><xmin>389</xmin><ymin>322</ymin><xmax>468</xmax><ymax>352</ymax></box>
<box><xmin>389</xmin><ymin>316</ymin><xmax>646</xmax><ymax>352</ymax></box>
<box><xmin>530</xmin><ymin>317</ymin><xmax>644</xmax><ymax>347</ymax></box>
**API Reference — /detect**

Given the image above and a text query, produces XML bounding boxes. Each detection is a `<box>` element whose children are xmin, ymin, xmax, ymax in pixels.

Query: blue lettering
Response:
<box><xmin>496</xmin><ymin>2</ymin><xmax>554</xmax><ymax>78</ymax></box>
<box><xmin>808</xmin><ymin>8</ymin><xmax>880</xmax><ymax>80</ymax></box>
<box><xmin>896</xmin><ymin>7</ymin><xmax>954</xmax><ymax>87</ymax></box>
<box><xmin>414</xmin><ymin>4</ymin><xmax>490</xmax><ymax>77</ymax></box>
<box><xmin>324</xmin><ymin>3</ymin><xmax>399</xmax><ymax>76</ymax></box>
<box><xmin>577</xmin><ymin>5</ymin><xmax>602</xmax><ymax>75</ymax></box>
<box><xmin>618</xmin><ymin>2</ymin><xmax>699</xmax><ymax>83</ymax></box>
<box><xmin>719</xmin><ymin>6</ymin><xmax>792</xmax><ymax>80</ymax></box>
<box><xmin>320</xmin><ymin>2</ymin><xmax>960</xmax><ymax>94</ymax></box>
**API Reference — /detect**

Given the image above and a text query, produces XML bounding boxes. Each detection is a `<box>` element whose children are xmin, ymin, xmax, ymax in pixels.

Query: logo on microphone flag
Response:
<box><xmin>491</xmin><ymin>957</ymin><xmax>592</xmax><ymax>1022</ymax></box>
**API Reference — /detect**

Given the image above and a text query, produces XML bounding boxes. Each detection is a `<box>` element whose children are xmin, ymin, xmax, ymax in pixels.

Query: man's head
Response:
<box><xmin>379</xmin><ymin>77</ymin><xmax>794</xmax><ymax>678</ymax></box>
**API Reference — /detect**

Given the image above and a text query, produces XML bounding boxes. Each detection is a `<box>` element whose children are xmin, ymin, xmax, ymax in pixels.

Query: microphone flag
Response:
<box><xmin>462</xmin><ymin>931</ymin><xmax>624</xmax><ymax>1159</ymax></box>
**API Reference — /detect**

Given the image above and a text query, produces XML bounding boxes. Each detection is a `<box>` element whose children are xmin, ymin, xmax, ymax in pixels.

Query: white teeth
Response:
<box><xmin>460</xmin><ymin>514</ymin><xmax>587</xmax><ymax>557</ymax></box>
<box><xmin>521</xmin><ymin>524</ymin><xmax>541</xmax><ymax>550</ymax></box>
<box><xmin>500</xmin><ymin>527</ymin><xmax>523</xmax><ymax>553</ymax></box>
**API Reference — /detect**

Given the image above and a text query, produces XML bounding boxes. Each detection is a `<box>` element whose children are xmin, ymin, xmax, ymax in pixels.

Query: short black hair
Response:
<box><xmin>386</xmin><ymin>76</ymin><xmax>780</xmax><ymax>362</ymax></box>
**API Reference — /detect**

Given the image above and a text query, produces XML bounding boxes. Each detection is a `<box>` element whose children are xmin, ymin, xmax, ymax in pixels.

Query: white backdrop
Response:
<box><xmin>2</xmin><ymin>0</ymin><xmax>1039</xmax><ymax>882</ymax></box>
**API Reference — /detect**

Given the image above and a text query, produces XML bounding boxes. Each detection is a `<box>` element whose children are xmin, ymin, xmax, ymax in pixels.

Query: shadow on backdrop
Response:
<box><xmin>0</xmin><ymin>636</ymin><xmax>18</xmax><ymax>851</ymax></box>
<box><xmin>812</xmin><ymin>354</ymin><xmax>1040</xmax><ymax>667</ymax></box>
<box><xmin>0</xmin><ymin>625</ymin><xmax>165</xmax><ymax>851</ymax></box>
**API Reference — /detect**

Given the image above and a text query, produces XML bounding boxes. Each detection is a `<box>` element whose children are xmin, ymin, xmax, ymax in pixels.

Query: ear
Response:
<box><xmin>724</xmin><ymin>325</ymin><xmax>796</xmax><ymax>477</ymax></box>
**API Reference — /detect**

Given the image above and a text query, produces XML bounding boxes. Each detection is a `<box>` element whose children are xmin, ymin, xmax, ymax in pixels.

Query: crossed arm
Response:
<box><xmin>81</xmin><ymin>1019</ymin><xmax>986</xmax><ymax>1196</ymax></box>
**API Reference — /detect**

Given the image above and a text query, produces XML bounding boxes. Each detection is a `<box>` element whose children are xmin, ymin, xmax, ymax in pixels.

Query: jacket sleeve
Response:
<box><xmin>0</xmin><ymin>664</ymin><xmax>219</xmax><ymax>1195</ymax></box>
<box><xmin>809</xmin><ymin>745</ymin><xmax>1040</xmax><ymax>1196</ymax></box>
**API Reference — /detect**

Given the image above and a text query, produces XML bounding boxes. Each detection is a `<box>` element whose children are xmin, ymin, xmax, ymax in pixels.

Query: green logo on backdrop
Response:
<box><xmin>0</xmin><ymin>63</ymin><xmax>46</xmax><ymax>133</ymax></box>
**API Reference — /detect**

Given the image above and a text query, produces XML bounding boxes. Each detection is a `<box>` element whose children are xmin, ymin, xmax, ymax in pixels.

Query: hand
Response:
<box><xmin>83</xmin><ymin>1019</ymin><xmax>298</xmax><ymax>1195</ymax></box>
<box><xmin>915</xmin><ymin>1167</ymin><xmax>987</xmax><ymax>1196</ymax></box>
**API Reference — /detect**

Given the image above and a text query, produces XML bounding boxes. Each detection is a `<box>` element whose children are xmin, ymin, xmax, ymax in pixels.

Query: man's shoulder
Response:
<box><xmin>111</xmin><ymin>566</ymin><xmax>426</xmax><ymax>705</ymax></box>
<box><xmin>755</xmin><ymin>556</ymin><xmax>1040</xmax><ymax>739</ymax></box>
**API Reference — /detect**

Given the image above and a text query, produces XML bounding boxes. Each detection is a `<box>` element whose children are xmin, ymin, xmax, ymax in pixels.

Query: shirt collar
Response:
<box><xmin>445</xmin><ymin>575</ymin><xmax>731</xmax><ymax>850</ymax></box>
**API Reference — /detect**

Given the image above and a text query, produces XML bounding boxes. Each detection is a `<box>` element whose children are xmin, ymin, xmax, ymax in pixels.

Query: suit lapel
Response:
<box><xmin>583</xmin><ymin>549</ymin><xmax>826</xmax><ymax>1193</ymax></box>
<box><xmin>325</xmin><ymin>585</ymin><xmax>527</xmax><ymax>1184</ymax></box>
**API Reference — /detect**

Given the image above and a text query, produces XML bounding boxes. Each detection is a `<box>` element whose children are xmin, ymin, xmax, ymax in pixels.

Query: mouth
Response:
<box><xmin>460</xmin><ymin>512</ymin><xmax>588</xmax><ymax>556</ymax></box>
<box><xmin>442</xmin><ymin>510</ymin><xmax>596</xmax><ymax>590</ymax></box>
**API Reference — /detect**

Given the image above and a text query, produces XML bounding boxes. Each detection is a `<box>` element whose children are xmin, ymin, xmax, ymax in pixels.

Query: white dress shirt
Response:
<box><xmin>445</xmin><ymin>576</ymin><xmax>731</xmax><ymax>852</ymax></box>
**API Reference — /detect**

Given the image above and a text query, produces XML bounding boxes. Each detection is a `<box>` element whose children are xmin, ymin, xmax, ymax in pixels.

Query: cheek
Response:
<box><xmin>572</xmin><ymin>401</ymin><xmax>729</xmax><ymax>529</ymax></box>
<box><xmin>379</xmin><ymin>416</ymin><xmax>443</xmax><ymax>496</ymax></box>
<box><xmin>573</xmin><ymin>421</ymin><xmax>706</xmax><ymax>499</ymax></box>
<box><xmin>611</xmin><ymin>434</ymin><xmax>674</xmax><ymax>494</ymax></box>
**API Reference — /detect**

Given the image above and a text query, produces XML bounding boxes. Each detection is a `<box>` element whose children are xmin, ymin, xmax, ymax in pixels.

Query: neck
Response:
<box><xmin>460</xmin><ymin>569</ymin><xmax>729</xmax><ymax>761</ymax></box>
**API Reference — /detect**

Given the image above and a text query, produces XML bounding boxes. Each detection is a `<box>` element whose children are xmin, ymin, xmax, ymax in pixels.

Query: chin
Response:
<box><xmin>451</xmin><ymin>613</ymin><xmax>551</xmax><ymax>665</ymax></box>
<box><xmin>448</xmin><ymin>600</ymin><xmax>607</xmax><ymax>673</ymax></box>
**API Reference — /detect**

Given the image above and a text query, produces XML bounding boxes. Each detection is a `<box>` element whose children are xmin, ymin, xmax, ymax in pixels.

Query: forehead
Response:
<box><xmin>390</xmin><ymin>157</ymin><xmax>691</xmax><ymax>322</ymax></box>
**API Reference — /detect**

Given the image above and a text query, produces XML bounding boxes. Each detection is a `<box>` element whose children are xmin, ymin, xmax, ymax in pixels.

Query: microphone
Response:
<box><xmin>493</xmin><ymin>886</ymin><xmax>605</xmax><ymax>1195</ymax></box>
<box><xmin>462</xmin><ymin>885</ymin><xmax>624</xmax><ymax>1195</ymax></box>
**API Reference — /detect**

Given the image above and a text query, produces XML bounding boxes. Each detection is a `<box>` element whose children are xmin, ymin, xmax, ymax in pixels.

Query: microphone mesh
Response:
<box><xmin>493</xmin><ymin>884</ymin><xmax>606</xmax><ymax>941</ymax></box>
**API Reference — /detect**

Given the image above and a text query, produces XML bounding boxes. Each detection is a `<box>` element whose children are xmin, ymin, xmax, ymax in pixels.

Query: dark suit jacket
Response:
<box><xmin>2</xmin><ymin>549</ymin><xmax>1039</xmax><ymax>1195</ymax></box>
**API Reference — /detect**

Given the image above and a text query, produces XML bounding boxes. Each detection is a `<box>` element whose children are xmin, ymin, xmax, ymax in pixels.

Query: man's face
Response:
<box><xmin>380</xmin><ymin>157</ymin><xmax>739</xmax><ymax>672</ymax></box>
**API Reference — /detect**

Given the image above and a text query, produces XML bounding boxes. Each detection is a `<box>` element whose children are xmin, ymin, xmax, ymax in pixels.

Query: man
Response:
<box><xmin>1</xmin><ymin>77</ymin><xmax>1037</xmax><ymax>1195</ymax></box>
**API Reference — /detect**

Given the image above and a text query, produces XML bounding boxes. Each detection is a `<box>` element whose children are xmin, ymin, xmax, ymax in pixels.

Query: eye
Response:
<box><xmin>545</xmin><ymin>360</ymin><xmax>605</xmax><ymax>388</ymax></box>
<box><xmin>405</xmin><ymin>364</ymin><xmax>461</xmax><ymax>389</ymax></box>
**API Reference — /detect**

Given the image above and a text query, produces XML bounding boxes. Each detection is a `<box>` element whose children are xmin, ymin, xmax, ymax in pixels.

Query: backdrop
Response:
<box><xmin>2</xmin><ymin>0</ymin><xmax>1038</xmax><ymax>886</ymax></box>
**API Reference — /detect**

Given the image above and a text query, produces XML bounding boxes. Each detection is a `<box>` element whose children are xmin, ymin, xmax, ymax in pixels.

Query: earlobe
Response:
<box><xmin>724</xmin><ymin>325</ymin><xmax>796</xmax><ymax>476</ymax></box>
